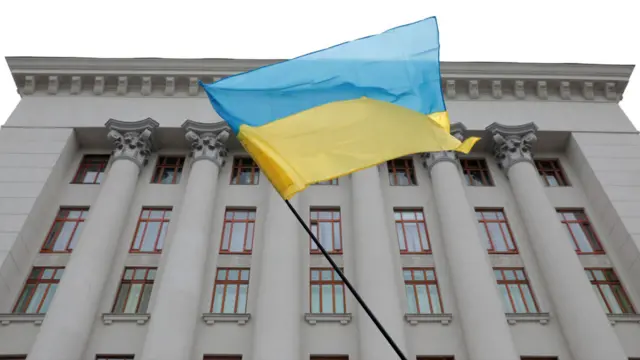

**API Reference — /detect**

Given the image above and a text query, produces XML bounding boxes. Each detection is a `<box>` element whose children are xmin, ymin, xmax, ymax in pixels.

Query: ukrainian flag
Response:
<box><xmin>201</xmin><ymin>16</ymin><xmax>479</xmax><ymax>199</ymax></box>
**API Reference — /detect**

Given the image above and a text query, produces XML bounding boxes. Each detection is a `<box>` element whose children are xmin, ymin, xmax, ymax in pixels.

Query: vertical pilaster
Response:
<box><xmin>423</xmin><ymin>124</ymin><xmax>519</xmax><ymax>360</ymax></box>
<box><xmin>27</xmin><ymin>118</ymin><xmax>158</xmax><ymax>360</ymax></box>
<box><xmin>138</xmin><ymin>121</ymin><xmax>229</xmax><ymax>360</ymax></box>
<box><xmin>251</xmin><ymin>189</ymin><xmax>302</xmax><ymax>360</ymax></box>
<box><xmin>488</xmin><ymin>122</ymin><xmax>627</xmax><ymax>360</ymax></box>
<box><xmin>351</xmin><ymin>166</ymin><xmax>407</xmax><ymax>360</ymax></box>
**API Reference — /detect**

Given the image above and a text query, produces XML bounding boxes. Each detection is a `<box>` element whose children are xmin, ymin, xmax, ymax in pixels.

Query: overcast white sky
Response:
<box><xmin>0</xmin><ymin>0</ymin><xmax>638</xmax><ymax>128</ymax></box>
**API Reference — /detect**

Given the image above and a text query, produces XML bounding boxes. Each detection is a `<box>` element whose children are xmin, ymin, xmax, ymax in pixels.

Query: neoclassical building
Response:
<box><xmin>0</xmin><ymin>57</ymin><xmax>638</xmax><ymax>360</ymax></box>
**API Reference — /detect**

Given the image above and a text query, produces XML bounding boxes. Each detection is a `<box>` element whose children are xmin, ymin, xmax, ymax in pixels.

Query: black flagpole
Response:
<box><xmin>284</xmin><ymin>199</ymin><xmax>409</xmax><ymax>360</ymax></box>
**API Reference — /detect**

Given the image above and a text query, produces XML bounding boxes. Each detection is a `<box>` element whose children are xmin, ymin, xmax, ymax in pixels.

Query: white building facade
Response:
<box><xmin>0</xmin><ymin>57</ymin><xmax>638</xmax><ymax>360</ymax></box>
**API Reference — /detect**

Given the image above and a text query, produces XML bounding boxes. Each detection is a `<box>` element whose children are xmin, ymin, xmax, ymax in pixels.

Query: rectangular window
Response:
<box><xmin>460</xmin><ymin>158</ymin><xmax>494</xmax><ymax>186</ymax></box>
<box><xmin>210</xmin><ymin>268</ymin><xmax>250</xmax><ymax>314</ymax></box>
<box><xmin>112</xmin><ymin>267</ymin><xmax>156</xmax><ymax>314</ymax></box>
<box><xmin>203</xmin><ymin>356</ymin><xmax>242</xmax><ymax>360</ymax></box>
<box><xmin>395</xmin><ymin>209</ymin><xmax>431</xmax><ymax>253</ymax></box>
<box><xmin>494</xmin><ymin>268</ymin><xmax>539</xmax><ymax>313</ymax></box>
<box><xmin>535</xmin><ymin>159</ymin><xmax>568</xmax><ymax>187</ymax></box>
<box><xmin>388</xmin><ymin>158</ymin><xmax>417</xmax><ymax>186</ymax></box>
<box><xmin>72</xmin><ymin>155</ymin><xmax>110</xmax><ymax>184</ymax></box>
<box><xmin>41</xmin><ymin>207</ymin><xmax>88</xmax><ymax>253</ymax></box>
<box><xmin>220</xmin><ymin>209</ymin><xmax>256</xmax><ymax>254</ymax></box>
<box><xmin>13</xmin><ymin>267</ymin><xmax>64</xmax><ymax>314</ymax></box>
<box><xmin>313</xmin><ymin>178</ymin><xmax>338</xmax><ymax>185</ymax></box>
<box><xmin>230</xmin><ymin>157</ymin><xmax>260</xmax><ymax>185</ymax></box>
<box><xmin>310</xmin><ymin>268</ymin><xmax>346</xmax><ymax>314</ymax></box>
<box><xmin>403</xmin><ymin>268</ymin><xmax>443</xmax><ymax>314</ymax></box>
<box><xmin>310</xmin><ymin>208</ymin><xmax>342</xmax><ymax>254</ymax></box>
<box><xmin>130</xmin><ymin>208</ymin><xmax>172</xmax><ymax>253</ymax></box>
<box><xmin>476</xmin><ymin>209</ymin><xmax>517</xmax><ymax>253</ymax></box>
<box><xmin>557</xmin><ymin>209</ymin><xmax>603</xmax><ymax>254</ymax></box>
<box><xmin>310</xmin><ymin>357</ymin><xmax>349</xmax><ymax>360</ymax></box>
<box><xmin>151</xmin><ymin>156</ymin><xmax>185</xmax><ymax>184</ymax></box>
<box><xmin>96</xmin><ymin>356</ymin><xmax>134</xmax><ymax>360</ymax></box>
<box><xmin>586</xmin><ymin>268</ymin><xmax>634</xmax><ymax>314</ymax></box>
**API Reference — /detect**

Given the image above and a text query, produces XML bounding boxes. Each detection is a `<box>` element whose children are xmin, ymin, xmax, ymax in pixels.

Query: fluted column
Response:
<box><xmin>423</xmin><ymin>124</ymin><xmax>519</xmax><ymax>360</ymax></box>
<box><xmin>488</xmin><ymin>122</ymin><xmax>627</xmax><ymax>360</ymax></box>
<box><xmin>139</xmin><ymin>121</ymin><xmax>229</xmax><ymax>360</ymax></box>
<box><xmin>251</xmin><ymin>189</ymin><xmax>301</xmax><ymax>360</ymax></box>
<box><xmin>351</xmin><ymin>167</ymin><xmax>407</xmax><ymax>360</ymax></box>
<box><xmin>28</xmin><ymin>118</ymin><xmax>158</xmax><ymax>360</ymax></box>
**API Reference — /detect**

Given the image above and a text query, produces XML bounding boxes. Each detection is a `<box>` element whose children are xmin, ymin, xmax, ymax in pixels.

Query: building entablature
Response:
<box><xmin>6</xmin><ymin>57</ymin><xmax>634</xmax><ymax>102</ymax></box>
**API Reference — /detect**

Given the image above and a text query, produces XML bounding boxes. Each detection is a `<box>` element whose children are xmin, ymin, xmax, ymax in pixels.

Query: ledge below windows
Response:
<box><xmin>102</xmin><ymin>313</ymin><xmax>150</xmax><ymax>325</ymax></box>
<box><xmin>608</xmin><ymin>313</ymin><xmax>640</xmax><ymax>325</ymax></box>
<box><xmin>506</xmin><ymin>312</ymin><xmax>550</xmax><ymax>325</ymax></box>
<box><xmin>0</xmin><ymin>313</ymin><xmax>45</xmax><ymax>326</ymax></box>
<box><xmin>304</xmin><ymin>313</ymin><xmax>352</xmax><ymax>325</ymax></box>
<box><xmin>404</xmin><ymin>313</ymin><xmax>453</xmax><ymax>325</ymax></box>
<box><xmin>202</xmin><ymin>313</ymin><xmax>251</xmax><ymax>325</ymax></box>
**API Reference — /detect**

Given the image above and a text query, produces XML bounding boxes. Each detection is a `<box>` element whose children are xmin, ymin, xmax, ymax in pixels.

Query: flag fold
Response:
<box><xmin>201</xmin><ymin>16</ymin><xmax>479</xmax><ymax>199</ymax></box>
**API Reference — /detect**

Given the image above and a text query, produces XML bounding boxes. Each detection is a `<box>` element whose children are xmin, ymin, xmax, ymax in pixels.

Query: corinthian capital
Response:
<box><xmin>486</xmin><ymin>122</ymin><xmax>538</xmax><ymax>173</ymax></box>
<box><xmin>182</xmin><ymin>120</ymin><xmax>231</xmax><ymax>167</ymax></box>
<box><xmin>422</xmin><ymin>123</ymin><xmax>467</xmax><ymax>173</ymax></box>
<box><xmin>105</xmin><ymin>118</ymin><xmax>159</xmax><ymax>169</ymax></box>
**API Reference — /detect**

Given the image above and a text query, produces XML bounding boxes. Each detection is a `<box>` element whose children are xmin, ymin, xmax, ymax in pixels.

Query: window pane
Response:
<box><xmin>321</xmin><ymin>285</ymin><xmax>333</xmax><ymax>313</ymax></box>
<box><xmin>212</xmin><ymin>285</ymin><xmax>224</xmax><ymax>313</ymax></box>
<box><xmin>240</xmin><ymin>270</ymin><xmax>250</xmax><ymax>281</ymax></box>
<box><xmin>311</xmin><ymin>285</ymin><xmax>320</xmax><ymax>313</ymax></box>
<box><xmin>570</xmin><ymin>223</ymin><xmax>593</xmax><ymax>252</ymax></box>
<box><xmin>319</xmin><ymin>222</ymin><xmax>332</xmax><ymax>250</ymax></box>
<box><xmin>124</xmin><ymin>284</ymin><xmax>142</xmax><ymax>313</ymax></box>
<box><xmin>26</xmin><ymin>284</ymin><xmax>48</xmax><ymax>313</ymax></box>
<box><xmin>69</xmin><ymin>222</ymin><xmax>84</xmax><ymax>250</ymax></box>
<box><xmin>224</xmin><ymin>285</ymin><xmax>237</xmax><ymax>313</ymax></box>
<box><xmin>396</xmin><ymin>223</ymin><xmax>406</xmax><ymax>251</ymax></box>
<box><xmin>522</xmin><ymin>285</ymin><xmax>537</xmax><ymax>312</ymax></box>
<box><xmin>418</xmin><ymin>223</ymin><xmax>429</xmax><ymax>250</ymax></box>
<box><xmin>405</xmin><ymin>285</ymin><xmax>417</xmax><ymax>314</ymax></box>
<box><xmin>403</xmin><ymin>270</ymin><xmax>412</xmax><ymax>281</ymax></box>
<box><xmin>221</xmin><ymin>223</ymin><xmax>232</xmax><ymax>250</ymax></box>
<box><xmin>230</xmin><ymin>223</ymin><xmax>246</xmax><ymax>252</ymax></box>
<box><xmin>246</xmin><ymin>223</ymin><xmax>254</xmax><ymax>250</ymax></box>
<box><xmin>612</xmin><ymin>285</ymin><xmax>634</xmax><ymax>313</ymax></box>
<box><xmin>405</xmin><ymin>223</ymin><xmax>420</xmax><ymax>252</ymax></box>
<box><xmin>237</xmin><ymin>285</ymin><xmax>248</xmax><ymax>313</ymax></box>
<box><xmin>488</xmin><ymin>223</ymin><xmax>506</xmax><ymax>251</ymax></box>
<box><xmin>333</xmin><ymin>223</ymin><xmax>341</xmax><ymax>250</ymax></box>
<box><xmin>334</xmin><ymin>286</ymin><xmax>345</xmax><ymax>314</ymax></box>
<box><xmin>499</xmin><ymin>285</ymin><xmax>512</xmax><ymax>312</ymax></box>
<box><xmin>508</xmin><ymin>284</ymin><xmax>526</xmax><ymax>313</ymax></box>
<box><xmin>413</xmin><ymin>271</ymin><xmax>425</xmax><ymax>281</ymax></box>
<box><xmin>593</xmin><ymin>284</ymin><xmax>610</xmax><ymax>312</ymax></box>
<box><xmin>416</xmin><ymin>285</ymin><xmax>429</xmax><ymax>314</ymax></box>
<box><xmin>141</xmin><ymin>222</ymin><xmax>160</xmax><ymax>251</ymax></box>
<box><xmin>601</xmin><ymin>285</ymin><xmax>622</xmax><ymax>314</ymax></box>
<box><xmin>138</xmin><ymin>284</ymin><xmax>153</xmax><ymax>313</ymax></box>
<box><xmin>228</xmin><ymin>270</ymin><xmax>239</xmax><ymax>280</ymax></box>
<box><xmin>429</xmin><ymin>284</ymin><xmax>441</xmax><ymax>314</ymax></box>
<box><xmin>42</xmin><ymin>269</ymin><xmax>55</xmax><ymax>279</ymax></box>
<box><xmin>14</xmin><ymin>284</ymin><xmax>35</xmax><ymax>312</ymax></box>
<box><xmin>54</xmin><ymin>222</ymin><xmax>75</xmax><ymax>250</ymax></box>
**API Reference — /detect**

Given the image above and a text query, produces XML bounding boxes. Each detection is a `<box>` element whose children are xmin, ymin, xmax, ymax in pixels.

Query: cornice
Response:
<box><xmin>6</xmin><ymin>56</ymin><xmax>634</xmax><ymax>102</ymax></box>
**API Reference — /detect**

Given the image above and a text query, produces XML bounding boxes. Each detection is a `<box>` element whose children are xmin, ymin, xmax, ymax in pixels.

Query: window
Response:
<box><xmin>416</xmin><ymin>357</ymin><xmax>454</xmax><ymax>360</ymax></box>
<box><xmin>230</xmin><ymin>157</ymin><xmax>260</xmax><ymax>185</ymax></box>
<box><xmin>586</xmin><ymin>268</ymin><xmax>634</xmax><ymax>314</ymax></box>
<box><xmin>476</xmin><ymin>209</ymin><xmax>517</xmax><ymax>253</ymax></box>
<box><xmin>112</xmin><ymin>267</ymin><xmax>156</xmax><ymax>314</ymax></box>
<box><xmin>558</xmin><ymin>209</ymin><xmax>603</xmax><ymax>254</ymax></box>
<box><xmin>130</xmin><ymin>208</ymin><xmax>171</xmax><ymax>253</ymax></box>
<box><xmin>13</xmin><ymin>267</ymin><xmax>64</xmax><ymax>314</ymax></box>
<box><xmin>403</xmin><ymin>268</ymin><xmax>443</xmax><ymax>314</ymax></box>
<box><xmin>151</xmin><ymin>156</ymin><xmax>184</xmax><ymax>184</ymax></box>
<box><xmin>460</xmin><ymin>158</ymin><xmax>493</xmax><ymax>186</ymax></box>
<box><xmin>310</xmin><ymin>357</ymin><xmax>349</xmax><ymax>360</ymax></box>
<box><xmin>203</xmin><ymin>356</ymin><xmax>242</xmax><ymax>360</ymax></box>
<box><xmin>210</xmin><ymin>268</ymin><xmax>250</xmax><ymax>314</ymax></box>
<box><xmin>41</xmin><ymin>207</ymin><xmax>88</xmax><ymax>253</ymax></box>
<box><xmin>388</xmin><ymin>158</ymin><xmax>417</xmax><ymax>186</ymax></box>
<box><xmin>96</xmin><ymin>356</ymin><xmax>134</xmax><ymax>360</ymax></box>
<box><xmin>494</xmin><ymin>268</ymin><xmax>539</xmax><ymax>313</ymax></box>
<box><xmin>220</xmin><ymin>209</ymin><xmax>255</xmax><ymax>254</ymax></box>
<box><xmin>313</xmin><ymin>178</ymin><xmax>338</xmax><ymax>185</ymax></box>
<box><xmin>395</xmin><ymin>209</ymin><xmax>431</xmax><ymax>253</ymax></box>
<box><xmin>310</xmin><ymin>268</ymin><xmax>346</xmax><ymax>314</ymax></box>
<box><xmin>535</xmin><ymin>159</ymin><xmax>568</xmax><ymax>187</ymax></box>
<box><xmin>72</xmin><ymin>155</ymin><xmax>109</xmax><ymax>184</ymax></box>
<box><xmin>310</xmin><ymin>208</ymin><xmax>342</xmax><ymax>254</ymax></box>
<box><xmin>520</xmin><ymin>358</ymin><xmax>557</xmax><ymax>360</ymax></box>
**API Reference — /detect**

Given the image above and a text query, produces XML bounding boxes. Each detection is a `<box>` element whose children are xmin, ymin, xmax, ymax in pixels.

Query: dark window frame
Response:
<box><xmin>112</xmin><ymin>267</ymin><xmax>156</xmax><ymax>314</ymax></box>
<box><xmin>387</xmin><ymin>158</ymin><xmax>417</xmax><ymax>186</ymax></box>
<box><xmin>72</xmin><ymin>155</ymin><xmax>110</xmax><ymax>184</ymax></box>
<box><xmin>476</xmin><ymin>208</ymin><xmax>518</xmax><ymax>254</ymax></box>
<box><xmin>535</xmin><ymin>159</ymin><xmax>569</xmax><ymax>187</ymax></box>
<box><xmin>151</xmin><ymin>156</ymin><xmax>185</xmax><ymax>184</ymax></box>
<box><xmin>310</xmin><ymin>208</ymin><xmax>343</xmax><ymax>254</ymax></box>
<box><xmin>230</xmin><ymin>157</ymin><xmax>260</xmax><ymax>185</ymax></box>
<box><xmin>557</xmin><ymin>209</ymin><xmax>604</xmax><ymax>254</ymax></box>
<box><xmin>220</xmin><ymin>209</ymin><xmax>256</xmax><ymax>254</ymax></box>
<box><xmin>460</xmin><ymin>158</ymin><xmax>494</xmax><ymax>186</ymax></box>
<box><xmin>41</xmin><ymin>207</ymin><xmax>89</xmax><ymax>253</ymax></box>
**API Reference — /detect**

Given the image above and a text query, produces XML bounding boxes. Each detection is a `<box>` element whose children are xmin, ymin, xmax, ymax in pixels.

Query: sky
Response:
<box><xmin>0</xmin><ymin>0</ymin><xmax>638</xmax><ymax>128</ymax></box>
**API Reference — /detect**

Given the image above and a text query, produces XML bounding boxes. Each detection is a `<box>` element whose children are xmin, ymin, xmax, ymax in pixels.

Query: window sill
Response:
<box><xmin>0</xmin><ymin>313</ymin><xmax>45</xmax><ymax>326</ymax></box>
<box><xmin>404</xmin><ymin>313</ymin><xmax>452</xmax><ymax>325</ymax></box>
<box><xmin>608</xmin><ymin>313</ymin><xmax>640</xmax><ymax>325</ymax></box>
<box><xmin>506</xmin><ymin>312</ymin><xmax>550</xmax><ymax>325</ymax></box>
<box><xmin>201</xmin><ymin>313</ymin><xmax>251</xmax><ymax>325</ymax></box>
<box><xmin>304</xmin><ymin>313</ymin><xmax>352</xmax><ymax>325</ymax></box>
<box><xmin>102</xmin><ymin>313</ymin><xmax>150</xmax><ymax>325</ymax></box>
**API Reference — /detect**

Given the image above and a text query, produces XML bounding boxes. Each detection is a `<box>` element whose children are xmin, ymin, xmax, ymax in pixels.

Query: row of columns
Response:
<box><xmin>26</xmin><ymin>119</ymin><xmax>627</xmax><ymax>360</ymax></box>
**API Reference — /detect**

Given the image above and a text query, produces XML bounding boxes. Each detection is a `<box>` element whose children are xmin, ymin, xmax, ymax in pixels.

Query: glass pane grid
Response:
<box><xmin>41</xmin><ymin>207</ymin><xmax>89</xmax><ymax>253</ymax></box>
<box><xmin>112</xmin><ymin>267</ymin><xmax>156</xmax><ymax>314</ymax></box>
<box><xmin>310</xmin><ymin>268</ymin><xmax>346</xmax><ymax>314</ymax></box>
<box><xmin>151</xmin><ymin>156</ymin><xmax>185</xmax><ymax>184</ymax></box>
<box><xmin>72</xmin><ymin>155</ymin><xmax>109</xmax><ymax>184</ymax></box>
<box><xmin>558</xmin><ymin>210</ymin><xmax>604</xmax><ymax>254</ymax></box>
<box><xmin>130</xmin><ymin>208</ymin><xmax>172</xmax><ymax>253</ymax></box>
<box><xmin>210</xmin><ymin>268</ymin><xmax>251</xmax><ymax>314</ymax></box>
<box><xmin>13</xmin><ymin>267</ymin><xmax>64</xmax><ymax>314</ymax></box>
<box><xmin>387</xmin><ymin>158</ymin><xmax>417</xmax><ymax>186</ymax></box>
<box><xmin>395</xmin><ymin>209</ymin><xmax>431</xmax><ymax>253</ymax></box>
<box><xmin>460</xmin><ymin>159</ymin><xmax>494</xmax><ymax>186</ymax></box>
<box><xmin>230</xmin><ymin>157</ymin><xmax>260</xmax><ymax>185</ymax></box>
<box><xmin>476</xmin><ymin>209</ymin><xmax>518</xmax><ymax>253</ymax></box>
<box><xmin>403</xmin><ymin>268</ymin><xmax>443</xmax><ymax>314</ymax></box>
<box><xmin>535</xmin><ymin>159</ymin><xmax>568</xmax><ymax>186</ymax></box>
<box><xmin>494</xmin><ymin>268</ymin><xmax>539</xmax><ymax>313</ymax></box>
<box><xmin>586</xmin><ymin>268</ymin><xmax>635</xmax><ymax>314</ymax></box>
<box><xmin>310</xmin><ymin>208</ymin><xmax>342</xmax><ymax>253</ymax></box>
<box><xmin>220</xmin><ymin>209</ymin><xmax>256</xmax><ymax>254</ymax></box>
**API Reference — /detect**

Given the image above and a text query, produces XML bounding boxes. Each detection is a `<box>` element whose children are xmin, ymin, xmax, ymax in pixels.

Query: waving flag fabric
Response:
<box><xmin>201</xmin><ymin>16</ymin><xmax>479</xmax><ymax>199</ymax></box>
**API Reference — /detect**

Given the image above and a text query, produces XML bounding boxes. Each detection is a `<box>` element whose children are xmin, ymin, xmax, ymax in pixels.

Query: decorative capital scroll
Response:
<box><xmin>486</xmin><ymin>122</ymin><xmax>538</xmax><ymax>173</ymax></box>
<box><xmin>422</xmin><ymin>123</ymin><xmax>467</xmax><ymax>173</ymax></box>
<box><xmin>182</xmin><ymin>120</ymin><xmax>231</xmax><ymax>167</ymax></box>
<box><xmin>105</xmin><ymin>118</ymin><xmax>159</xmax><ymax>169</ymax></box>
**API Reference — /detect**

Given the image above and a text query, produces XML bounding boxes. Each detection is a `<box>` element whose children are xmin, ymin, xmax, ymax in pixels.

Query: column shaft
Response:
<box><xmin>351</xmin><ymin>167</ymin><xmax>407</xmax><ymax>360</ymax></box>
<box><xmin>430</xmin><ymin>159</ymin><xmax>519</xmax><ymax>360</ymax></box>
<box><xmin>28</xmin><ymin>159</ymin><xmax>141</xmax><ymax>360</ymax></box>
<box><xmin>251</xmin><ymin>189</ymin><xmax>301</xmax><ymax>360</ymax></box>
<box><xmin>507</xmin><ymin>161</ymin><xmax>627</xmax><ymax>360</ymax></box>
